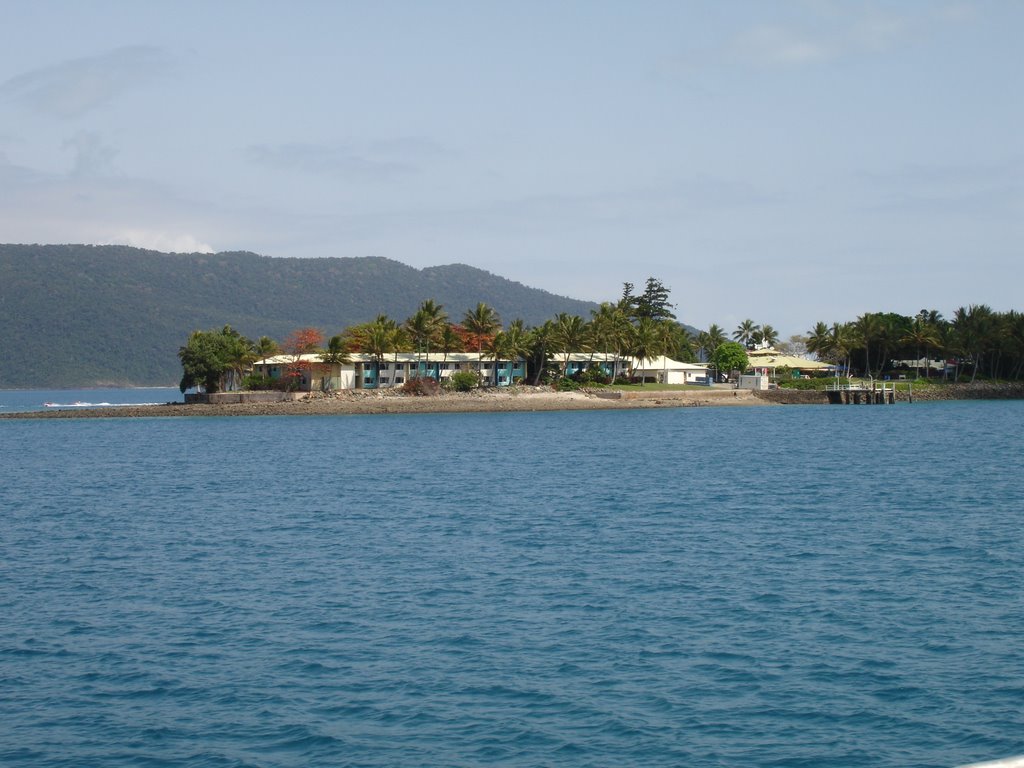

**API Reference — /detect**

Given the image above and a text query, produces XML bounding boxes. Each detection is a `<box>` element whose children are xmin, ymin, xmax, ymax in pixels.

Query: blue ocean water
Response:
<box><xmin>0</xmin><ymin>387</ymin><xmax>182</xmax><ymax>413</ymax></box>
<box><xmin>1</xmin><ymin>401</ymin><xmax>1022</xmax><ymax>767</ymax></box>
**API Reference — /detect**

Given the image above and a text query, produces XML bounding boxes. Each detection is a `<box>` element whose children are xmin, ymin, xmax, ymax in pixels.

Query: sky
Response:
<box><xmin>0</xmin><ymin>1</ymin><xmax>1020</xmax><ymax>338</ymax></box>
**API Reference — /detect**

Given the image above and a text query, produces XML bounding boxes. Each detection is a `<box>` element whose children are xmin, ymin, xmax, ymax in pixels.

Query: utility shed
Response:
<box><xmin>737</xmin><ymin>374</ymin><xmax>769</xmax><ymax>390</ymax></box>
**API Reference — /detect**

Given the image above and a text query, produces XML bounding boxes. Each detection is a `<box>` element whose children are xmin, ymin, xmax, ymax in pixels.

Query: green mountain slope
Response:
<box><xmin>0</xmin><ymin>244</ymin><xmax>599</xmax><ymax>388</ymax></box>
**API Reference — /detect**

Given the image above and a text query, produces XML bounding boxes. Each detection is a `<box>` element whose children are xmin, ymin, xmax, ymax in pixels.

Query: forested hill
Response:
<box><xmin>0</xmin><ymin>244</ymin><xmax>598</xmax><ymax>388</ymax></box>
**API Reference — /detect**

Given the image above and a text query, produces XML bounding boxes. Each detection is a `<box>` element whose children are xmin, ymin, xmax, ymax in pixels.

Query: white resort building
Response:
<box><xmin>252</xmin><ymin>352</ymin><xmax>711</xmax><ymax>391</ymax></box>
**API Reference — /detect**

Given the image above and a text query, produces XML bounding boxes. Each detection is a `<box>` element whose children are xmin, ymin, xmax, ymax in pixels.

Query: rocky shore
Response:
<box><xmin>899</xmin><ymin>381</ymin><xmax>1024</xmax><ymax>401</ymax></box>
<box><xmin>0</xmin><ymin>386</ymin><xmax>768</xmax><ymax>419</ymax></box>
<box><xmin>5</xmin><ymin>381</ymin><xmax>1020</xmax><ymax>420</ymax></box>
<box><xmin>754</xmin><ymin>381</ymin><xmax>1024</xmax><ymax>405</ymax></box>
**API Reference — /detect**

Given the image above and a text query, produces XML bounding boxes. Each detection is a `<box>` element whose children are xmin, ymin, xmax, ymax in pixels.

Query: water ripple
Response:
<box><xmin>1</xmin><ymin>403</ymin><xmax>1023</xmax><ymax>766</ymax></box>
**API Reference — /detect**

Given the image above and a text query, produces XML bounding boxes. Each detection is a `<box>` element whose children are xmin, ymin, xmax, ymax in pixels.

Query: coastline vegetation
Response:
<box><xmin>179</xmin><ymin>283</ymin><xmax>1024</xmax><ymax>396</ymax></box>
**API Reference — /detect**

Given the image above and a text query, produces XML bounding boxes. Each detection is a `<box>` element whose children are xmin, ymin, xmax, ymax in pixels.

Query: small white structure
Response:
<box><xmin>737</xmin><ymin>373</ymin><xmax>769</xmax><ymax>390</ymax></box>
<box><xmin>631</xmin><ymin>356</ymin><xmax>710</xmax><ymax>385</ymax></box>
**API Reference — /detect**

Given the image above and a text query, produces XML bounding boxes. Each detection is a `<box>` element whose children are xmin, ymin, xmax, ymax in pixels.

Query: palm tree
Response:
<box><xmin>254</xmin><ymin>335</ymin><xmax>280</xmax><ymax>360</ymax></box>
<box><xmin>900</xmin><ymin>319</ymin><xmax>941</xmax><ymax>379</ymax></box>
<box><xmin>828</xmin><ymin>322</ymin><xmax>854</xmax><ymax>380</ymax></box>
<box><xmin>695</xmin><ymin>331</ymin><xmax>710</xmax><ymax>363</ymax></box>
<box><xmin>437</xmin><ymin>323</ymin><xmax>463</xmax><ymax>368</ymax></box>
<box><xmin>589</xmin><ymin>303</ymin><xmax>617</xmax><ymax>348</ymax></box>
<box><xmin>405</xmin><ymin>301</ymin><xmax>446</xmax><ymax>378</ymax></box>
<box><xmin>482</xmin><ymin>320</ymin><xmax>530</xmax><ymax>387</ymax></box>
<box><xmin>463</xmin><ymin>302</ymin><xmax>501</xmax><ymax>378</ymax></box>
<box><xmin>875</xmin><ymin>314</ymin><xmax>908</xmax><ymax>378</ymax></box>
<box><xmin>390</xmin><ymin>326</ymin><xmax>410</xmax><ymax>386</ymax></box>
<box><xmin>806</xmin><ymin>321</ymin><xmax>831</xmax><ymax>361</ymax></box>
<box><xmin>733</xmin><ymin>319</ymin><xmax>760</xmax><ymax>348</ymax></box>
<box><xmin>590</xmin><ymin>302</ymin><xmax>633</xmax><ymax>377</ymax></box>
<box><xmin>953</xmin><ymin>304</ymin><xmax>995</xmax><ymax>382</ymax></box>
<box><xmin>706</xmin><ymin>324</ymin><xmax>727</xmax><ymax>355</ymax></box>
<box><xmin>364</xmin><ymin>322</ymin><xmax>393</xmax><ymax>389</ymax></box>
<box><xmin>553</xmin><ymin>313</ymin><xmax>589</xmax><ymax>376</ymax></box>
<box><xmin>503</xmin><ymin>319</ymin><xmax>531</xmax><ymax>384</ymax></box>
<box><xmin>416</xmin><ymin>299</ymin><xmax>447</xmax><ymax>378</ymax></box>
<box><xmin>759</xmin><ymin>324</ymin><xmax>779</xmax><ymax>349</ymax></box>
<box><xmin>527</xmin><ymin>320</ymin><xmax>556</xmax><ymax>385</ymax></box>
<box><xmin>405</xmin><ymin>309</ymin><xmax>433</xmax><ymax>378</ymax></box>
<box><xmin>629</xmin><ymin>317</ymin><xmax>662</xmax><ymax>385</ymax></box>
<box><xmin>320</xmin><ymin>334</ymin><xmax>352</xmax><ymax>390</ymax></box>
<box><xmin>482</xmin><ymin>331</ymin><xmax>513</xmax><ymax>386</ymax></box>
<box><xmin>662</xmin><ymin>323</ymin><xmax>694</xmax><ymax>362</ymax></box>
<box><xmin>1004</xmin><ymin>310</ymin><xmax>1024</xmax><ymax>380</ymax></box>
<box><xmin>220</xmin><ymin>325</ymin><xmax>256</xmax><ymax>392</ymax></box>
<box><xmin>852</xmin><ymin>313</ymin><xmax>882</xmax><ymax>379</ymax></box>
<box><xmin>655</xmin><ymin>321</ymin><xmax>678</xmax><ymax>383</ymax></box>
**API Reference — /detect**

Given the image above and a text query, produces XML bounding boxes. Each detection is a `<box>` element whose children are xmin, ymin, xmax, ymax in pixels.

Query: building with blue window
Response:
<box><xmin>252</xmin><ymin>351</ymin><xmax>708</xmax><ymax>390</ymax></box>
<box><xmin>253</xmin><ymin>352</ymin><xmax>528</xmax><ymax>391</ymax></box>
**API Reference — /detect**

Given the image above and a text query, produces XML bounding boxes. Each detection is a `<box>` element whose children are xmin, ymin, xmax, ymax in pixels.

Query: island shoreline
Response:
<box><xmin>0</xmin><ymin>387</ymin><xmax>772</xmax><ymax>419</ymax></box>
<box><xmin>4</xmin><ymin>381</ymin><xmax>1021</xmax><ymax>419</ymax></box>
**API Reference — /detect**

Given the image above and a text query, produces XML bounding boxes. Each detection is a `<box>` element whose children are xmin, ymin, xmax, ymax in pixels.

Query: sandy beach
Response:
<box><xmin>0</xmin><ymin>386</ymin><xmax>772</xmax><ymax>419</ymax></box>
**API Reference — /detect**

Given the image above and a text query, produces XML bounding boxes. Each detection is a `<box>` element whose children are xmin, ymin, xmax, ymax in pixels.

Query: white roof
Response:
<box><xmin>746</xmin><ymin>348</ymin><xmax>830</xmax><ymax>370</ymax></box>
<box><xmin>631</xmin><ymin>356</ymin><xmax>708</xmax><ymax>371</ymax></box>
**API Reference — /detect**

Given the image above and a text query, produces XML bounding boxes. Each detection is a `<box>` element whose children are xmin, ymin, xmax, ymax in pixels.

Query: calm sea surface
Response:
<box><xmin>2</xmin><ymin>399</ymin><xmax>1022</xmax><ymax>767</ymax></box>
<box><xmin>0</xmin><ymin>387</ymin><xmax>182</xmax><ymax>413</ymax></box>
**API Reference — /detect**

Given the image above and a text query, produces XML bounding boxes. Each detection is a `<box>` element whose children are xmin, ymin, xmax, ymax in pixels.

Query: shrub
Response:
<box><xmin>777</xmin><ymin>378</ymin><xmax>823</xmax><ymax>390</ymax></box>
<box><xmin>556</xmin><ymin>377</ymin><xmax>582</xmax><ymax>392</ymax></box>
<box><xmin>402</xmin><ymin>377</ymin><xmax>440</xmax><ymax>396</ymax></box>
<box><xmin>573</xmin><ymin>364</ymin><xmax>611</xmax><ymax>386</ymax></box>
<box><xmin>540</xmin><ymin>367</ymin><xmax>562</xmax><ymax>385</ymax></box>
<box><xmin>242</xmin><ymin>374</ymin><xmax>279</xmax><ymax>391</ymax></box>
<box><xmin>445</xmin><ymin>370</ymin><xmax>480</xmax><ymax>392</ymax></box>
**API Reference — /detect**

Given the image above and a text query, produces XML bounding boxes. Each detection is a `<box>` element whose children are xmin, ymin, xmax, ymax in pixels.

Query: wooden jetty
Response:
<box><xmin>825</xmin><ymin>382</ymin><xmax>905</xmax><ymax>405</ymax></box>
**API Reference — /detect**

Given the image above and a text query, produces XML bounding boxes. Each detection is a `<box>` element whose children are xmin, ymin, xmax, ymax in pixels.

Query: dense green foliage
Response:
<box><xmin>225</xmin><ymin>274</ymin><xmax>698</xmax><ymax>390</ymax></box>
<box><xmin>806</xmin><ymin>307</ymin><xmax>1024</xmax><ymax>381</ymax></box>
<box><xmin>444</xmin><ymin>370</ymin><xmax>480</xmax><ymax>392</ymax></box>
<box><xmin>177</xmin><ymin>325</ymin><xmax>255</xmax><ymax>393</ymax></box>
<box><xmin>621</xmin><ymin>278</ymin><xmax>677</xmax><ymax>322</ymax></box>
<box><xmin>0</xmin><ymin>244</ymin><xmax>598</xmax><ymax>387</ymax></box>
<box><xmin>710</xmin><ymin>342</ymin><xmax>749</xmax><ymax>376</ymax></box>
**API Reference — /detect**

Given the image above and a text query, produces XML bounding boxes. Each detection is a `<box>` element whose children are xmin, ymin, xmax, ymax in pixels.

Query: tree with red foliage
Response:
<box><xmin>461</xmin><ymin>303</ymin><xmax>501</xmax><ymax>377</ymax></box>
<box><xmin>282</xmin><ymin>327</ymin><xmax>324</xmax><ymax>389</ymax></box>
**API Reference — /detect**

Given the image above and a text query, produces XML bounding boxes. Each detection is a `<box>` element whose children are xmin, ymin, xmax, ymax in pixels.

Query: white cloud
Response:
<box><xmin>0</xmin><ymin>46</ymin><xmax>170</xmax><ymax>119</ymax></box>
<box><xmin>734</xmin><ymin>25</ymin><xmax>834</xmax><ymax>66</ymax></box>
<box><xmin>246</xmin><ymin>142</ymin><xmax>416</xmax><ymax>180</ymax></box>
<box><xmin>937</xmin><ymin>3</ymin><xmax>979</xmax><ymax>24</ymax></box>
<box><xmin>62</xmin><ymin>131</ymin><xmax>118</xmax><ymax>177</ymax></box>
<box><xmin>851</xmin><ymin>15</ymin><xmax>908</xmax><ymax>52</ymax></box>
<box><xmin>104</xmin><ymin>229</ymin><xmax>215</xmax><ymax>254</ymax></box>
<box><xmin>729</xmin><ymin>8</ymin><xmax>919</xmax><ymax>69</ymax></box>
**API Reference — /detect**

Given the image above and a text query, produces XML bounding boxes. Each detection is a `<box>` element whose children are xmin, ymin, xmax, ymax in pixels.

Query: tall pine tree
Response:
<box><xmin>635</xmin><ymin>277</ymin><xmax>676</xmax><ymax>321</ymax></box>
